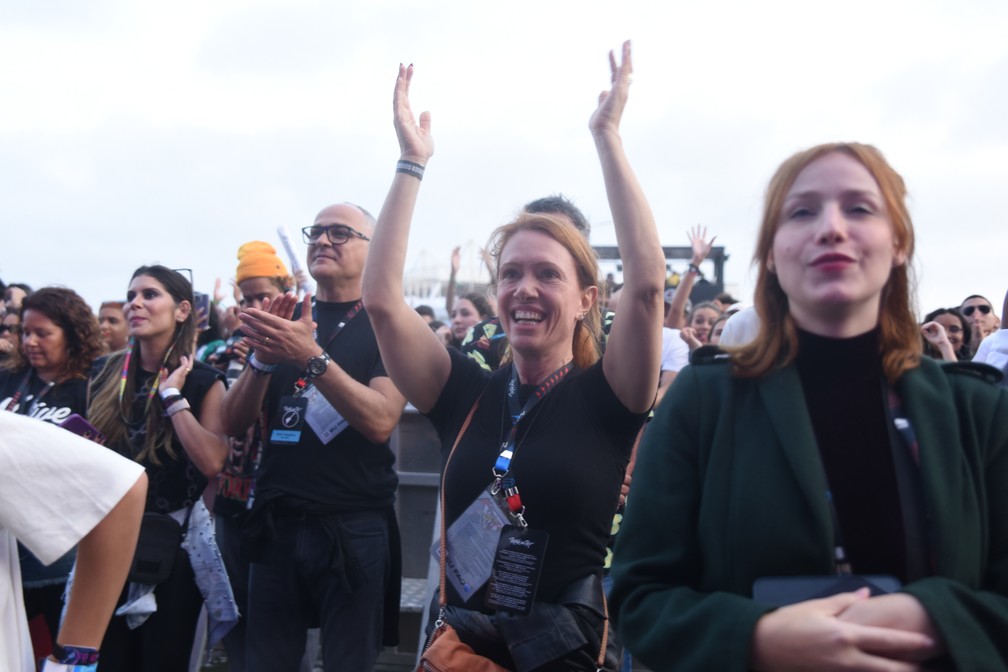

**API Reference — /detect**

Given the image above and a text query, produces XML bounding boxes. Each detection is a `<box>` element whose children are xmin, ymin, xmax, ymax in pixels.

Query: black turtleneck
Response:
<box><xmin>795</xmin><ymin>328</ymin><xmax>906</xmax><ymax>580</ymax></box>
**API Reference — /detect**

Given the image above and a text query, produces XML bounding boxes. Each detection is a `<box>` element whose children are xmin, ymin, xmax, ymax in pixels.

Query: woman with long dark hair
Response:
<box><xmin>88</xmin><ymin>265</ymin><xmax>228</xmax><ymax>670</ymax></box>
<box><xmin>611</xmin><ymin>143</ymin><xmax>1008</xmax><ymax>670</ymax></box>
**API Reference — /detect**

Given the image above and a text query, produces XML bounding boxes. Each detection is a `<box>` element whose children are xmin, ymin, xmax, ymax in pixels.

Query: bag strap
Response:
<box><xmin>438</xmin><ymin>396</ymin><xmax>609</xmax><ymax>672</ymax></box>
<box><xmin>438</xmin><ymin>397</ymin><xmax>481</xmax><ymax>611</ymax></box>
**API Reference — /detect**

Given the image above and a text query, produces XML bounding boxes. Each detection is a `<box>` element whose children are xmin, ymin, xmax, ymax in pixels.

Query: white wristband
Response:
<box><xmin>42</xmin><ymin>661</ymin><xmax>98</xmax><ymax>672</ymax></box>
<box><xmin>166</xmin><ymin>398</ymin><xmax>191</xmax><ymax>417</ymax></box>
<box><xmin>159</xmin><ymin>387</ymin><xmax>182</xmax><ymax>400</ymax></box>
<box><xmin>248</xmin><ymin>352</ymin><xmax>278</xmax><ymax>375</ymax></box>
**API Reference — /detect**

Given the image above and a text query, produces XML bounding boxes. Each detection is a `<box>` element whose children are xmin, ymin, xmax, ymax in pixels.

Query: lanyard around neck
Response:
<box><xmin>118</xmin><ymin>341</ymin><xmax>168</xmax><ymax>423</ymax></box>
<box><xmin>491</xmin><ymin>361</ymin><xmax>574</xmax><ymax>526</ymax></box>
<box><xmin>5</xmin><ymin>369</ymin><xmax>55</xmax><ymax>416</ymax></box>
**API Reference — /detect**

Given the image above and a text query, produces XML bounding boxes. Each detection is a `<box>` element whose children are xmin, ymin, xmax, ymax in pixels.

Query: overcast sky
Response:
<box><xmin>2</xmin><ymin>0</ymin><xmax>1006</xmax><ymax>317</ymax></box>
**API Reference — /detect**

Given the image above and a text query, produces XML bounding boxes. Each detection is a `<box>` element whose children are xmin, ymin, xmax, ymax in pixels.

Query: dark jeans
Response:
<box><xmin>99</xmin><ymin>547</ymin><xmax>204</xmax><ymax>672</ymax></box>
<box><xmin>245</xmin><ymin>509</ymin><xmax>390</xmax><ymax>672</ymax></box>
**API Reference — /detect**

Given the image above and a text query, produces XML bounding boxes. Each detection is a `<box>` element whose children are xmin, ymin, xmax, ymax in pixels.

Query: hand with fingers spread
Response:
<box><xmin>238</xmin><ymin>292</ymin><xmax>315</xmax><ymax>367</ymax></box>
<box><xmin>394</xmin><ymin>63</ymin><xmax>434</xmax><ymax>166</ymax></box>
<box><xmin>590</xmin><ymin>40</ymin><xmax>633</xmax><ymax>139</ymax></box>
<box><xmin>689</xmin><ymin>224</ymin><xmax>716</xmax><ymax>266</ymax></box>
<box><xmin>751</xmin><ymin>590</ymin><xmax>937</xmax><ymax>671</ymax></box>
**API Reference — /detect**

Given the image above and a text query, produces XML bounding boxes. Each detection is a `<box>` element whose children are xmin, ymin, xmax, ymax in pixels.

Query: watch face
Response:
<box><xmin>308</xmin><ymin>355</ymin><xmax>328</xmax><ymax>377</ymax></box>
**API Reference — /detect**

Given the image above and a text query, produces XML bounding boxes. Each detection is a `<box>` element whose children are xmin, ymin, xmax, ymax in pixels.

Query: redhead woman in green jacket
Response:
<box><xmin>610</xmin><ymin>143</ymin><xmax>1008</xmax><ymax>671</ymax></box>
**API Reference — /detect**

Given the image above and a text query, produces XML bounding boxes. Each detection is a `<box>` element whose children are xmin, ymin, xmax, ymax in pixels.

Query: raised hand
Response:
<box><xmin>689</xmin><ymin>224</ymin><xmax>716</xmax><ymax>266</ymax></box>
<box><xmin>393</xmin><ymin>64</ymin><xmax>434</xmax><ymax>165</ymax></box>
<box><xmin>450</xmin><ymin>246</ymin><xmax>461</xmax><ymax>274</ymax></box>
<box><xmin>590</xmin><ymin>40</ymin><xmax>633</xmax><ymax>138</ymax></box>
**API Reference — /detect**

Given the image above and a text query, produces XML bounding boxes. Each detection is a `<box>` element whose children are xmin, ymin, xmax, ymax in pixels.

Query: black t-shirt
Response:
<box><xmin>0</xmin><ymin>368</ymin><xmax>88</xmax><ymax>425</ymax></box>
<box><xmin>256</xmin><ymin>300</ymin><xmax>397</xmax><ymax>511</ymax></box>
<box><xmin>425</xmin><ymin>348</ymin><xmax>645</xmax><ymax>607</ymax></box>
<box><xmin>91</xmin><ymin>358</ymin><xmax>224</xmax><ymax>513</ymax></box>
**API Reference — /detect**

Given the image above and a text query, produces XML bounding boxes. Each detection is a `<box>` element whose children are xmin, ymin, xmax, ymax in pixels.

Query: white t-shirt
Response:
<box><xmin>661</xmin><ymin>327</ymin><xmax>690</xmax><ymax>373</ymax></box>
<box><xmin>0</xmin><ymin>412</ymin><xmax>144</xmax><ymax>672</ymax></box>
<box><xmin>973</xmin><ymin>330</ymin><xmax>1008</xmax><ymax>368</ymax></box>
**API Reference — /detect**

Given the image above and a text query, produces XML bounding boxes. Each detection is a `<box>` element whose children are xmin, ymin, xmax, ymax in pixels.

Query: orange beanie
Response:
<box><xmin>235</xmin><ymin>241</ymin><xmax>291</xmax><ymax>284</ymax></box>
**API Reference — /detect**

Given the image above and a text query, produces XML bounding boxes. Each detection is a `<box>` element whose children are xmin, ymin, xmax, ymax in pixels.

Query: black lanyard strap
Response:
<box><xmin>490</xmin><ymin>361</ymin><xmax>574</xmax><ymax>525</ymax></box>
<box><xmin>292</xmin><ymin>300</ymin><xmax>363</xmax><ymax>396</ymax></box>
<box><xmin>4</xmin><ymin>370</ymin><xmax>56</xmax><ymax>416</ymax></box>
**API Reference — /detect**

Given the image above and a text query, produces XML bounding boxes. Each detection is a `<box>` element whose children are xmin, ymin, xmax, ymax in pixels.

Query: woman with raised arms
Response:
<box><xmin>362</xmin><ymin>42</ymin><xmax>665</xmax><ymax>671</ymax></box>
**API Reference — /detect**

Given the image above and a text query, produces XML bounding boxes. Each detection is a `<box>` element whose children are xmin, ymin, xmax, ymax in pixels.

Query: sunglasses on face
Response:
<box><xmin>962</xmin><ymin>304</ymin><xmax>992</xmax><ymax>317</ymax></box>
<box><xmin>0</xmin><ymin>325</ymin><xmax>19</xmax><ymax>335</ymax></box>
<box><xmin>302</xmin><ymin>224</ymin><xmax>371</xmax><ymax>246</ymax></box>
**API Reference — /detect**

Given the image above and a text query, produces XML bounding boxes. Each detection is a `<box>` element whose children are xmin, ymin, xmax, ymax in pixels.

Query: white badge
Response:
<box><xmin>303</xmin><ymin>384</ymin><xmax>349</xmax><ymax>444</ymax></box>
<box><xmin>431</xmin><ymin>488</ymin><xmax>510</xmax><ymax>602</ymax></box>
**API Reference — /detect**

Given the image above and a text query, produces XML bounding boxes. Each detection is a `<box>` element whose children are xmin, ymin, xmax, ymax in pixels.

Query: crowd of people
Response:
<box><xmin>2</xmin><ymin>42</ymin><xmax>1008</xmax><ymax>672</ymax></box>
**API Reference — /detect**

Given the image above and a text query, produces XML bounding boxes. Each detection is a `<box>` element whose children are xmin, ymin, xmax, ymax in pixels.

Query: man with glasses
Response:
<box><xmin>961</xmin><ymin>294</ymin><xmax>1000</xmax><ymax>356</ymax></box>
<box><xmin>221</xmin><ymin>203</ymin><xmax>406</xmax><ymax>672</ymax></box>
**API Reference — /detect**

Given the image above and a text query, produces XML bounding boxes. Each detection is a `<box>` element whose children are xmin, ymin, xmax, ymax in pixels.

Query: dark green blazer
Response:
<box><xmin>610</xmin><ymin>356</ymin><xmax>1008</xmax><ymax>671</ymax></box>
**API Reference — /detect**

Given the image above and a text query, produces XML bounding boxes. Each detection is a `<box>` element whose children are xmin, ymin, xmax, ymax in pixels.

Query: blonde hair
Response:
<box><xmin>488</xmin><ymin>212</ymin><xmax>602</xmax><ymax>368</ymax></box>
<box><xmin>732</xmin><ymin>143</ymin><xmax>920</xmax><ymax>383</ymax></box>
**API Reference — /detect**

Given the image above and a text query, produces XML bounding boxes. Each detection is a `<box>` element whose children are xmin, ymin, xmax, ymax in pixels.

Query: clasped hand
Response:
<box><xmin>751</xmin><ymin>589</ymin><xmax>943</xmax><ymax>671</ymax></box>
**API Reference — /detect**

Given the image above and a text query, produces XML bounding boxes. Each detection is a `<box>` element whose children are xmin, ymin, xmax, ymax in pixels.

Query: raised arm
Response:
<box><xmin>446</xmin><ymin>246</ymin><xmax>460</xmax><ymax>316</ymax></box>
<box><xmin>362</xmin><ymin>64</ymin><xmax>451</xmax><ymax>413</ymax></box>
<box><xmin>666</xmin><ymin>225</ymin><xmax>715</xmax><ymax>329</ymax></box>
<box><xmin>595</xmin><ymin>42</ymin><xmax>666</xmax><ymax>414</ymax></box>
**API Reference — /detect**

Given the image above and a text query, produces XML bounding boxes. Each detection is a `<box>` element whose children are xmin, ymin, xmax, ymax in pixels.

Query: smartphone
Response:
<box><xmin>59</xmin><ymin>413</ymin><xmax>107</xmax><ymax>445</ymax></box>
<box><xmin>194</xmin><ymin>292</ymin><xmax>211</xmax><ymax>332</ymax></box>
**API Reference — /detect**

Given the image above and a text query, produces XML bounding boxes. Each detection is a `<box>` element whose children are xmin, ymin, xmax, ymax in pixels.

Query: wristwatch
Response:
<box><xmin>306</xmin><ymin>351</ymin><xmax>331</xmax><ymax>378</ymax></box>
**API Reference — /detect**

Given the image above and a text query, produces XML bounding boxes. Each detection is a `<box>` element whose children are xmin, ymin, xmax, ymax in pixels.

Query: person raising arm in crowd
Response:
<box><xmin>363</xmin><ymin>42</ymin><xmax>664</xmax><ymax>670</ymax></box>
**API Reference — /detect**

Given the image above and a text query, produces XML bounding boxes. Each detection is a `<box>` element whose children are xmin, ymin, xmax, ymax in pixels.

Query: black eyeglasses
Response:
<box><xmin>0</xmin><ymin>324</ymin><xmax>19</xmax><ymax>335</ymax></box>
<box><xmin>962</xmin><ymin>304</ymin><xmax>992</xmax><ymax>317</ymax></box>
<box><xmin>302</xmin><ymin>224</ymin><xmax>371</xmax><ymax>246</ymax></box>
